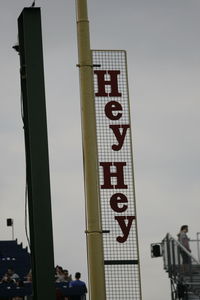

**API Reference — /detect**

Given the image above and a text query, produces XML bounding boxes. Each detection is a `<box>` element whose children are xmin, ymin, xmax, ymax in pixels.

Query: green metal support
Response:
<box><xmin>18</xmin><ymin>8</ymin><xmax>55</xmax><ymax>300</ymax></box>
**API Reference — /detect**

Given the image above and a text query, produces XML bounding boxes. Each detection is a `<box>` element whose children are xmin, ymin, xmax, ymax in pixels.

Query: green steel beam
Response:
<box><xmin>18</xmin><ymin>8</ymin><xmax>55</xmax><ymax>300</ymax></box>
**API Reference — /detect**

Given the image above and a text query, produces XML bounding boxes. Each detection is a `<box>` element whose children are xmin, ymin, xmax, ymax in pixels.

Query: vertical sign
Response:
<box><xmin>93</xmin><ymin>50</ymin><xmax>142</xmax><ymax>300</ymax></box>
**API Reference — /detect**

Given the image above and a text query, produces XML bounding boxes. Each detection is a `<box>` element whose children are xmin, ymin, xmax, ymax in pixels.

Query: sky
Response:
<box><xmin>0</xmin><ymin>0</ymin><xmax>200</xmax><ymax>299</ymax></box>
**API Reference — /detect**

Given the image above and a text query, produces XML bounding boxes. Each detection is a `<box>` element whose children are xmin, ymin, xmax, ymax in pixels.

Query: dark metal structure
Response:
<box><xmin>18</xmin><ymin>7</ymin><xmax>55</xmax><ymax>300</ymax></box>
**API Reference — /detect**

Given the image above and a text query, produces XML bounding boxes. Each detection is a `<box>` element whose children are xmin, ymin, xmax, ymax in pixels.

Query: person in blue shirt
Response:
<box><xmin>69</xmin><ymin>272</ymin><xmax>87</xmax><ymax>300</ymax></box>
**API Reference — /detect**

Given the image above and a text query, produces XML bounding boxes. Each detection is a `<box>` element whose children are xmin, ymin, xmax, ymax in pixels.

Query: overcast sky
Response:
<box><xmin>0</xmin><ymin>1</ymin><xmax>200</xmax><ymax>299</ymax></box>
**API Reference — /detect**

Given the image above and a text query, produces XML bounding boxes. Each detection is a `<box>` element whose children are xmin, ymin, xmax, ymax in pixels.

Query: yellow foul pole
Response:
<box><xmin>75</xmin><ymin>1</ymin><xmax>106</xmax><ymax>300</ymax></box>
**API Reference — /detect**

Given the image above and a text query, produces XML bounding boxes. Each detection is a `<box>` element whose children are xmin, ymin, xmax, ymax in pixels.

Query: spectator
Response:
<box><xmin>7</xmin><ymin>268</ymin><xmax>19</xmax><ymax>281</ymax></box>
<box><xmin>178</xmin><ymin>225</ymin><xmax>190</xmax><ymax>253</ymax></box>
<box><xmin>1</xmin><ymin>272</ymin><xmax>15</xmax><ymax>284</ymax></box>
<box><xmin>177</xmin><ymin>225</ymin><xmax>191</xmax><ymax>272</ymax></box>
<box><xmin>69</xmin><ymin>272</ymin><xmax>87</xmax><ymax>300</ymax></box>
<box><xmin>55</xmin><ymin>266</ymin><xmax>65</xmax><ymax>283</ymax></box>
<box><xmin>24</xmin><ymin>269</ymin><xmax>32</xmax><ymax>282</ymax></box>
<box><xmin>63</xmin><ymin>270</ymin><xmax>72</xmax><ymax>283</ymax></box>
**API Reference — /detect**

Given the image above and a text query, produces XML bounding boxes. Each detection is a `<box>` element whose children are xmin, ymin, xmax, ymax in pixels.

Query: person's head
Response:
<box><xmin>180</xmin><ymin>225</ymin><xmax>188</xmax><ymax>233</ymax></box>
<box><xmin>63</xmin><ymin>270</ymin><xmax>69</xmax><ymax>279</ymax></box>
<box><xmin>56</xmin><ymin>266</ymin><xmax>63</xmax><ymax>274</ymax></box>
<box><xmin>7</xmin><ymin>268</ymin><xmax>14</xmax><ymax>275</ymax></box>
<box><xmin>75</xmin><ymin>272</ymin><xmax>81</xmax><ymax>280</ymax></box>
<box><xmin>4</xmin><ymin>273</ymin><xmax>12</xmax><ymax>282</ymax></box>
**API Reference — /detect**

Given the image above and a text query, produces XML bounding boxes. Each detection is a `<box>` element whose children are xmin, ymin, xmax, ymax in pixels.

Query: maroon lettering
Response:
<box><xmin>109</xmin><ymin>124</ymin><xmax>130</xmax><ymax>151</ymax></box>
<box><xmin>100</xmin><ymin>162</ymin><xmax>128</xmax><ymax>189</ymax></box>
<box><xmin>94</xmin><ymin>70</ymin><xmax>122</xmax><ymax>97</ymax></box>
<box><xmin>115</xmin><ymin>216</ymin><xmax>135</xmax><ymax>243</ymax></box>
<box><xmin>105</xmin><ymin>101</ymin><xmax>122</xmax><ymax>120</ymax></box>
<box><xmin>110</xmin><ymin>193</ymin><xmax>128</xmax><ymax>213</ymax></box>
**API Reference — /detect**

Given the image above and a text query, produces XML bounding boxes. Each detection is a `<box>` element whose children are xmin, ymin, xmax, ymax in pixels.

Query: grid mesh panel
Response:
<box><xmin>92</xmin><ymin>50</ymin><xmax>141</xmax><ymax>300</ymax></box>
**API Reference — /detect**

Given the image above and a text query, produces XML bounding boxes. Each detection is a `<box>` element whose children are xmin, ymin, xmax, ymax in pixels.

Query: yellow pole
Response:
<box><xmin>75</xmin><ymin>1</ymin><xmax>106</xmax><ymax>300</ymax></box>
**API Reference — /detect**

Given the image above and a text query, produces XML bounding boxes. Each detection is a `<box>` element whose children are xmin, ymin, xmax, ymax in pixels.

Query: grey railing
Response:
<box><xmin>152</xmin><ymin>233</ymin><xmax>200</xmax><ymax>299</ymax></box>
<box><xmin>162</xmin><ymin>233</ymin><xmax>200</xmax><ymax>300</ymax></box>
<box><xmin>162</xmin><ymin>233</ymin><xmax>199</xmax><ymax>276</ymax></box>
